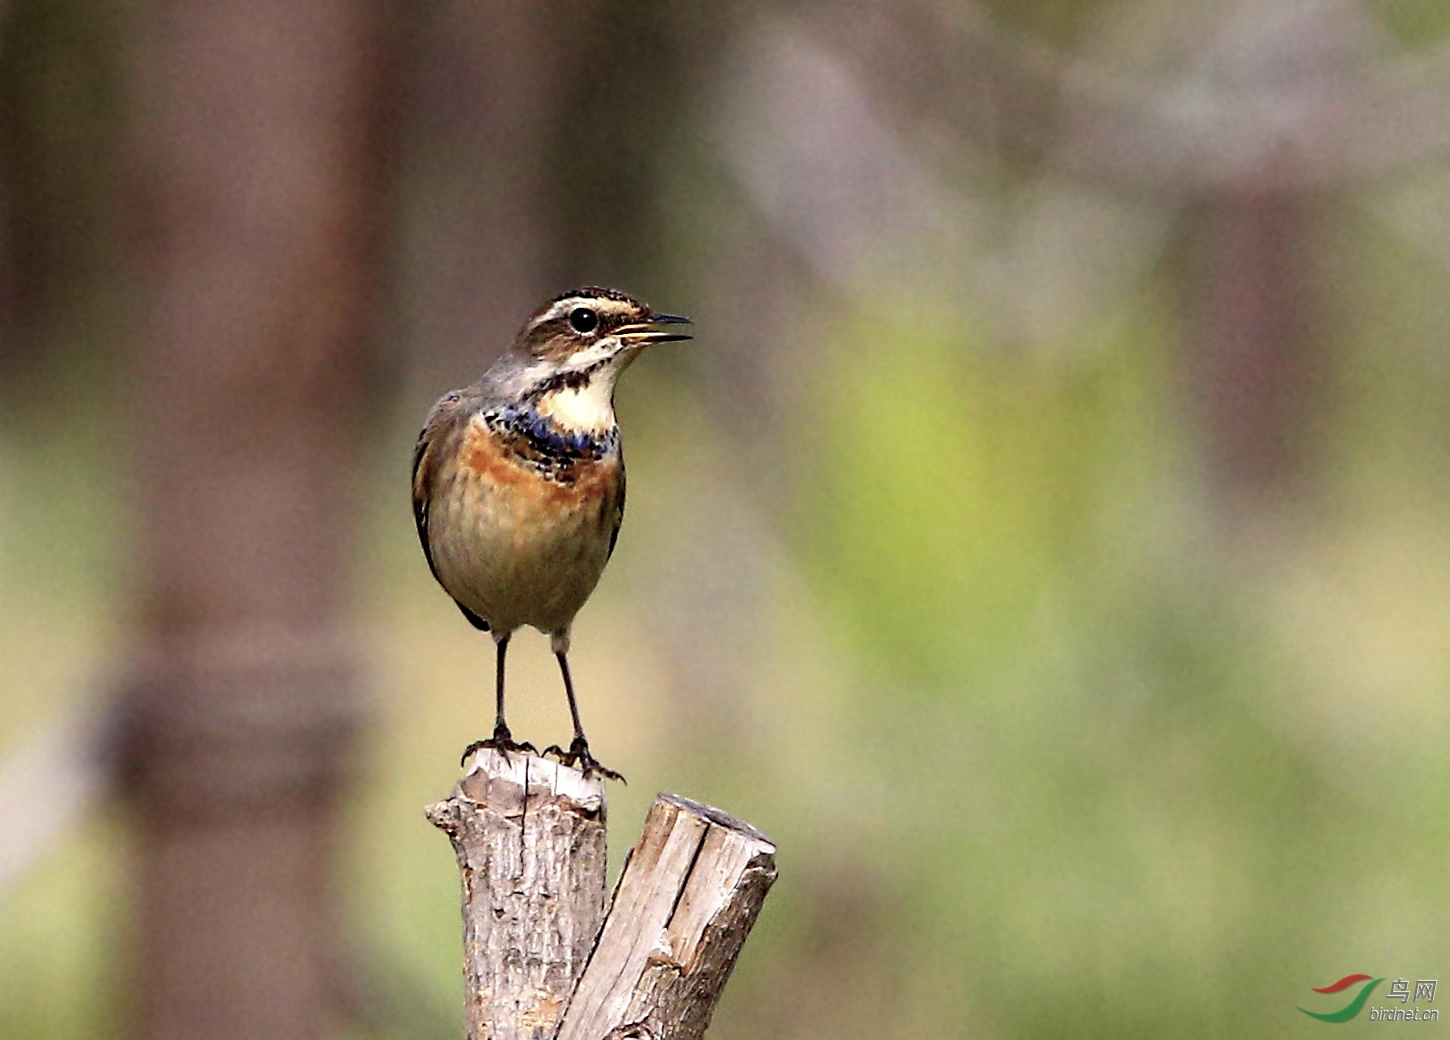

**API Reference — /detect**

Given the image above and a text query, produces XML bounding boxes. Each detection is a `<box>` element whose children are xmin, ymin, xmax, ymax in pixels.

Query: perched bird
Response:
<box><xmin>412</xmin><ymin>287</ymin><xmax>691</xmax><ymax>780</ymax></box>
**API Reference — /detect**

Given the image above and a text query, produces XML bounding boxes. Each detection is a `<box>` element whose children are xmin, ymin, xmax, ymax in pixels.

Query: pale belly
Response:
<box><xmin>428</xmin><ymin>428</ymin><xmax>622</xmax><ymax>636</ymax></box>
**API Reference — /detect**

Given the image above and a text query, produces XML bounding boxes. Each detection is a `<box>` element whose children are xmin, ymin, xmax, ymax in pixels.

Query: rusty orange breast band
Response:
<box><xmin>460</xmin><ymin>416</ymin><xmax>620</xmax><ymax>511</ymax></box>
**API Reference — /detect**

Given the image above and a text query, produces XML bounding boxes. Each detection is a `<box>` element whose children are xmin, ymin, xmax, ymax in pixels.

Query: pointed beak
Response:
<box><xmin>617</xmin><ymin>312</ymin><xmax>693</xmax><ymax>345</ymax></box>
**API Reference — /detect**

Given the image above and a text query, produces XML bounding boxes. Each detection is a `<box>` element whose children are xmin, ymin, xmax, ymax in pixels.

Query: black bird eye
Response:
<box><xmin>569</xmin><ymin>307</ymin><xmax>598</xmax><ymax>334</ymax></box>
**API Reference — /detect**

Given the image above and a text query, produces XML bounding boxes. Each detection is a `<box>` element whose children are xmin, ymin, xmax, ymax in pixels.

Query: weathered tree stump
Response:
<box><xmin>428</xmin><ymin>749</ymin><xmax>776</xmax><ymax>1040</ymax></box>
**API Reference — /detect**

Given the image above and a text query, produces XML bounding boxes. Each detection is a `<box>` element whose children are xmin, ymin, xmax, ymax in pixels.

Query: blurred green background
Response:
<box><xmin>3</xmin><ymin>1</ymin><xmax>1450</xmax><ymax>1038</ymax></box>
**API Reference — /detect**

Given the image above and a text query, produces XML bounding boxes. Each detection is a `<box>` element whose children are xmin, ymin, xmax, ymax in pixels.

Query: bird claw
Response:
<box><xmin>543</xmin><ymin>738</ymin><xmax>626</xmax><ymax>783</ymax></box>
<box><xmin>460</xmin><ymin>725</ymin><xmax>537</xmax><ymax>768</ymax></box>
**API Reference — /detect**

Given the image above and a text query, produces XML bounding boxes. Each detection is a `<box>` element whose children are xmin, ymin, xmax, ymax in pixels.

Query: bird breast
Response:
<box><xmin>427</xmin><ymin>412</ymin><xmax>623</xmax><ymax>635</ymax></box>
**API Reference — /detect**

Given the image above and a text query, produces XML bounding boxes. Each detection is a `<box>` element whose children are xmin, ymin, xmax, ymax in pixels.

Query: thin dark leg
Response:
<box><xmin>494</xmin><ymin>632</ymin><xmax>510</xmax><ymax>735</ymax></box>
<box><xmin>558</xmin><ymin>650</ymin><xmax>586</xmax><ymax>745</ymax></box>
<box><xmin>459</xmin><ymin>632</ymin><xmax>535</xmax><ymax>766</ymax></box>
<box><xmin>543</xmin><ymin>651</ymin><xmax>624</xmax><ymax>782</ymax></box>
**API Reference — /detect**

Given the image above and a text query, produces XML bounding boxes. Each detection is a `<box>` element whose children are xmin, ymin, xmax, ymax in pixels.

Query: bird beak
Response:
<box><xmin>616</xmin><ymin>312</ymin><xmax>693</xmax><ymax>345</ymax></box>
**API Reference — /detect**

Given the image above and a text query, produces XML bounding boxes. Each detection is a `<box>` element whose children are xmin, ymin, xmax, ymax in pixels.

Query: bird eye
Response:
<box><xmin>569</xmin><ymin>307</ymin><xmax>598</xmax><ymax>334</ymax></box>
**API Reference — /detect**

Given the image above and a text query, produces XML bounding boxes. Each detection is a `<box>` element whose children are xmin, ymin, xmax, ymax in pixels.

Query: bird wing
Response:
<box><xmin>412</xmin><ymin>389</ymin><xmax>490</xmax><ymax>631</ymax></box>
<box><xmin>606</xmin><ymin>456</ymin><xmax>626</xmax><ymax>561</ymax></box>
<box><xmin>411</xmin><ymin>391</ymin><xmax>455</xmax><ymax>587</ymax></box>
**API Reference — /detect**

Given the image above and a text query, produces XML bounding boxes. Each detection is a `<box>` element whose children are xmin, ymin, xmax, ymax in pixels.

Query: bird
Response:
<box><xmin>411</xmin><ymin>287</ymin><xmax>692</xmax><ymax>781</ymax></box>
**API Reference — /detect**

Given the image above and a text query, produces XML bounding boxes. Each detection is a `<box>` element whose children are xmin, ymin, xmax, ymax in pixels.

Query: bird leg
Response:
<box><xmin>460</xmin><ymin>631</ymin><xmax>536</xmax><ymax>766</ymax></box>
<box><xmin>543</xmin><ymin>649</ymin><xmax>624</xmax><ymax>782</ymax></box>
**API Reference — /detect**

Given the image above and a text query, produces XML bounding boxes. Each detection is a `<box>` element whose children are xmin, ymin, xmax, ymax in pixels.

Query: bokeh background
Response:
<box><xmin>4</xmin><ymin>1</ymin><xmax>1450</xmax><ymax>1037</ymax></box>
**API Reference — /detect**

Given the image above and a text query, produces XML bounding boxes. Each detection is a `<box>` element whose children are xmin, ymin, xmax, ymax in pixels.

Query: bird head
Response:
<box><xmin>514</xmin><ymin>287</ymin><xmax>691</xmax><ymax>376</ymax></box>
<box><xmin>495</xmin><ymin>287</ymin><xmax>692</xmax><ymax>433</ymax></box>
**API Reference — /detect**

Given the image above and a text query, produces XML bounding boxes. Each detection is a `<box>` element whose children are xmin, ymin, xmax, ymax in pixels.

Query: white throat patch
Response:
<box><xmin>536</xmin><ymin>373</ymin><xmax>618</xmax><ymax>434</ymax></box>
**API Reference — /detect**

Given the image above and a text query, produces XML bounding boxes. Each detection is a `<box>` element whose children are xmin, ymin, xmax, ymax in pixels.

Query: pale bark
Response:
<box><xmin>427</xmin><ymin>749</ymin><xmax>608</xmax><ymax>1040</ymax></box>
<box><xmin>430</xmin><ymin>751</ymin><xmax>777</xmax><ymax>1040</ymax></box>
<box><xmin>556</xmin><ymin>794</ymin><xmax>777</xmax><ymax>1040</ymax></box>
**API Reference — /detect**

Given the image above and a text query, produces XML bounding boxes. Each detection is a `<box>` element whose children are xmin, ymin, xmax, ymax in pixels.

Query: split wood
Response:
<box><xmin>426</xmin><ymin>749</ymin><xmax>777</xmax><ymax>1040</ymax></box>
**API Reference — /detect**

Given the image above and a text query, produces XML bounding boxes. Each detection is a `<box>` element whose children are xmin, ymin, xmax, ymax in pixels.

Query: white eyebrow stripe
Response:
<box><xmin>529</xmin><ymin>299</ymin><xmax>575</xmax><ymax>329</ymax></box>
<box><xmin>527</xmin><ymin>296</ymin><xmax>640</xmax><ymax>332</ymax></box>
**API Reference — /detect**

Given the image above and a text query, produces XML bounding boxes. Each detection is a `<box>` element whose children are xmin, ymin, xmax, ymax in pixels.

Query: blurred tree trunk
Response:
<box><xmin>402</xmin><ymin>0</ymin><xmax>570</xmax><ymax>386</ymax></box>
<box><xmin>118</xmin><ymin>2</ymin><xmax>394</xmax><ymax>1039</ymax></box>
<box><xmin>1189</xmin><ymin>184</ymin><xmax>1322</xmax><ymax>507</ymax></box>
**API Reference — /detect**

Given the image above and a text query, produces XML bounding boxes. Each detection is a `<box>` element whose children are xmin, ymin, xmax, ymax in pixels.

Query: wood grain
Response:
<box><xmin>427</xmin><ymin>749</ymin><xmax>608</xmax><ymax>1040</ymax></box>
<box><xmin>429</xmin><ymin>751</ymin><xmax>776</xmax><ymax>1039</ymax></box>
<box><xmin>557</xmin><ymin>794</ymin><xmax>777</xmax><ymax>1040</ymax></box>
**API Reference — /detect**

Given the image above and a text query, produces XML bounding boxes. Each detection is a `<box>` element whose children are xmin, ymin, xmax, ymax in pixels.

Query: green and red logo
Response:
<box><xmin>1299</xmin><ymin>974</ymin><xmax>1438</xmax><ymax>1022</ymax></box>
<box><xmin>1298</xmin><ymin>974</ymin><xmax>1383</xmax><ymax>1022</ymax></box>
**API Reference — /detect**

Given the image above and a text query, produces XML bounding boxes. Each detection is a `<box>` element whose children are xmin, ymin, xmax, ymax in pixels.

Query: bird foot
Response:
<box><xmin>460</xmin><ymin>725</ymin><xmax>537</xmax><ymax>768</ymax></box>
<box><xmin>543</xmin><ymin>738</ymin><xmax>626</xmax><ymax>783</ymax></box>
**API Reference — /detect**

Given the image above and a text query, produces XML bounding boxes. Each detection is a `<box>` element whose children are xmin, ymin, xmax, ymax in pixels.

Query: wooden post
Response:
<box><xmin>426</xmin><ymin>750</ymin><xmax>609</xmax><ymax>1040</ymax></box>
<box><xmin>428</xmin><ymin>751</ymin><xmax>777</xmax><ymax>1040</ymax></box>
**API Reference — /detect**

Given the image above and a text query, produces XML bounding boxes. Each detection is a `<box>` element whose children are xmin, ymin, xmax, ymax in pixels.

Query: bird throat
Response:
<box><xmin>532</xmin><ymin>366</ymin><xmax>620</xmax><ymax>437</ymax></box>
<box><xmin>485</xmin><ymin>364</ymin><xmax>622</xmax><ymax>468</ymax></box>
